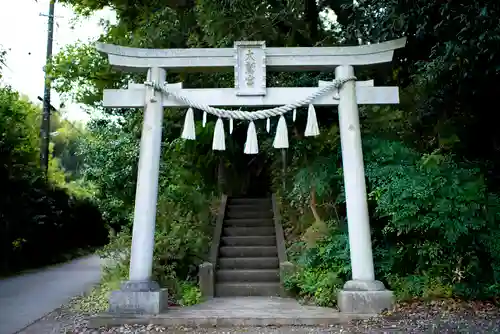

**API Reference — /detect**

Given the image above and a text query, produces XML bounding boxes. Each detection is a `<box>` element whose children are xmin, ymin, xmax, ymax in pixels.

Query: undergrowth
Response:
<box><xmin>281</xmin><ymin>138</ymin><xmax>500</xmax><ymax>307</ymax></box>
<box><xmin>71</xmin><ymin>195</ymin><xmax>216</xmax><ymax>314</ymax></box>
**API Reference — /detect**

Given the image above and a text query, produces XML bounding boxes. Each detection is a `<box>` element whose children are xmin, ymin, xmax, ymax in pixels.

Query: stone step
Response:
<box><xmin>224</xmin><ymin>218</ymin><xmax>274</xmax><ymax>227</ymax></box>
<box><xmin>216</xmin><ymin>269</ymin><xmax>280</xmax><ymax>282</ymax></box>
<box><xmin>227</xmin><ymin>207</ymin><xmax>273</xmax><ymax>217</ymax></box>
<box><xmin>215</xmin><ymin>282</ymin><xmax>280</xmax><ymax>297</ymax></box>
<box><xmin>221</xmin><ymin>236</ymin><xmax>276</xmax><ymax>247</ymax></box>
<box><xmin>226</xmin><ymin>210</ymin><xmax>273</xmax><ymax>219</ymax></box>
<box><xmin>227</xmin><ymin>204</ymin><xmax>272</xmax><ymax>212</ymax></box>
<box><xmin>223</xmin><ymin>227</ymin><xmax>275</xmax><ymax>237</ymax></box>
<box><xmin>218</xmin><ymin>257</ymin><xmax>279</xmax><ymax>270</ymax></box>
<box><xmin>88</xmin><ymin>297</ymin><xmax>373</xmax><ymax>328</ymax></box>
<box><xmin>219</xmin><ymin>246</ymin><xmax>278</xmax><ymax>258</ymax></box>
<box><xmin>228</xmin><ymin>198</ymin><xmax>271</xmax><ymax>206</ymax></box>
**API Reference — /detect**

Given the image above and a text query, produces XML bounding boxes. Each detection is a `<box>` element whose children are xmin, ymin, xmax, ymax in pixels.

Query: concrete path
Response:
<box><xmin>0</xmin><ymin>255</ymin><xmax>102</xmax><ymax>334</ymax></box>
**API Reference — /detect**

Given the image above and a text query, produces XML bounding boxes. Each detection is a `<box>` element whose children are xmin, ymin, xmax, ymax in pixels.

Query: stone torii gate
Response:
<box><xmin>97</xmin><ymin>38</ymin><xmax>406</xmax><ymax>315</ymax></box>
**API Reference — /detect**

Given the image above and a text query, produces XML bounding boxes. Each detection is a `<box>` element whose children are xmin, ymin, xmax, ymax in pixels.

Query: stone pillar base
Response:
<box><xmin>199</xmin><ymin>262</ymin><xmax>214</xmax><ymax>298</ymax></box>
<box><xmin>337</xmin><ymin>280</ymin><xmax>394</xmax><ymax>314</ymax></box>
<box><xmin>279</xmin><ymin>261</ymin><xmax>294</xmax><ymax>297</ymax></box>
<box><xmin>108</xmin><ymin>280</ymin><xmax>168</xmax><ymax>314</ymax></box>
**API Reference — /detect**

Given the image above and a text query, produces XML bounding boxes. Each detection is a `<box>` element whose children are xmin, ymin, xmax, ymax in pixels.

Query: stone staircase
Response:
<box><xmin>215</xmin><ymin>197</ymin><xmax>281</xmax><ymax>297</ymax></box>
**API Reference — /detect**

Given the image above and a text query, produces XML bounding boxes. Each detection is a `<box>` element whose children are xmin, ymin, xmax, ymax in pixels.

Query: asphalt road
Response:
<box><xmin>0</xmin><ymin>255</ymin><xmax>102</xmax><ymax>334</ymax></box>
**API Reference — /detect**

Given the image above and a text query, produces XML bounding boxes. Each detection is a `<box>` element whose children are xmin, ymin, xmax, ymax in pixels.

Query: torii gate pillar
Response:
<box><xmin>335</xmin><ymin>65</ymin><xmax>393</xmax><ymax>313</ymax></box>
<box><xmin>108</xmin><ymin>67</ymin><xmax>169</xmax><ymax>314</ymax></box>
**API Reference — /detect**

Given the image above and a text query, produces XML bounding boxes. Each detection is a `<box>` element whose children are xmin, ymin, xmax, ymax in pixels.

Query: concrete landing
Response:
<box><xmin>88</xmin><ymin>297</ymin><xmax>376</xmax><ymax>328</ymax></box>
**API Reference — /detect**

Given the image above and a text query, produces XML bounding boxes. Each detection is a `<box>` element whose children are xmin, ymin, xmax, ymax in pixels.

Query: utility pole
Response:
<box><xmin>40</xmin><ymin>0</ymin><xmax>56</xmax><ymax>174</ymax></box>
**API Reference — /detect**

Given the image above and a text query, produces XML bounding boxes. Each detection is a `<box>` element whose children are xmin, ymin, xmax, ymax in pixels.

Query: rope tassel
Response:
<box><xmin>202</xmin><ymin>111</ymin><xmax>207</xmax><ymax>127</ymax></box>
<box><xmin>212</xmin><ymin>118</ymin><xmax>226</xmax><ymax>151</ymax></box>
<box><xmin>181</xmin><ymin>107</ymin><xmax>196</xmax><ymax>140</ymax></box>
<box><xmin>266</xmin><ymin>118</ymin><xmax>270</xmax><ymax>133</ymax></box>
<box><xmin>304</xmin><ymin>104</ymin><xmax>320</xmax><ymax>137</ymax></box>
<box><xmin>273</xmin><ymin>115</ymin><xmax>289</xmax><ymax>149</ymax></box>
<box><xmin>244</xmin><ymin>121</ymin><xmax>259</xmax><ymax>154</ymax></box>
<box><xmin>229</xmin><ymin>118</ymin><xmax>234</xmax><ymax>134</ymax></box>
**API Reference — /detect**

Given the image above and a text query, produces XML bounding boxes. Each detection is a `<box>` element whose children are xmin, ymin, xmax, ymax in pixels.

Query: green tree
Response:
<box><xmin>50</xmin><ymin>116</ymin><xmax>87</xmax><ymax>179</ymax></box>
<box><xmin>343</xmin><ymin>0</ymin><xmax>500</xmax><ymax>187</ymax></box>
<box><xmin>0</xmin><ymin>46</ymin><xmax>6</xmax><ymax>78</ymax></box>
<box><xmin>0</xmin><ymin>85</ymin><xmax>107</xmax><ymax>274</ymax></box>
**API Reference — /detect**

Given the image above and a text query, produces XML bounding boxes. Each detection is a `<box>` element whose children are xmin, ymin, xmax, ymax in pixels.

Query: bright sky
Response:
<box><xmin>0</xmin><ymin>0</ymin><xmax>115</xmax><ymax>123</ymax></box>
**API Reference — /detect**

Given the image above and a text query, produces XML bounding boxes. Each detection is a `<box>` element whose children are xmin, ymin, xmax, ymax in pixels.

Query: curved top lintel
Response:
<box><xmin>96</xmin><ymin>37</ymin><xmax>407</xmax><ymax>72</ymax></box>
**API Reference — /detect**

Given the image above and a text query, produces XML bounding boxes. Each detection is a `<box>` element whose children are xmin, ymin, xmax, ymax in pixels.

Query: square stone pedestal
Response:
<box><xmin>108</xmin><ymin>280</ymin><xmax>168</xmax><ymax>314</ymax></box>
<box><xmin>337</xmin><ymin>280</ymin><xmax>394</xmax><ymax>314</ymax></box>
<box><xmin>199</xmin><ymin>262</ymin><xmax>214</xmax><ymax>298</ymax></box>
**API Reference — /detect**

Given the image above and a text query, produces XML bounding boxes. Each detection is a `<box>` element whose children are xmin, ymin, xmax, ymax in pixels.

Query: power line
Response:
<box><xmin>37</xmin><ymin>96</ymin><xmax>86</xmax><ymax>136</ymax></box>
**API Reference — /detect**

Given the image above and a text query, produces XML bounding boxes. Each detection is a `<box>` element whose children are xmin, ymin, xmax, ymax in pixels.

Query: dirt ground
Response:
<box><xmin>18</xmin><ymin>299</ymin><xmax>500</xmax><ymax>334</ymax></box>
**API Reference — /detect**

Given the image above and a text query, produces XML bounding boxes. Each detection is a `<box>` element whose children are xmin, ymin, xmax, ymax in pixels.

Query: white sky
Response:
<box><xmin>0</xmin><ymin>0</ymin><xmax>115</xmax><ymax>123</ymax></box>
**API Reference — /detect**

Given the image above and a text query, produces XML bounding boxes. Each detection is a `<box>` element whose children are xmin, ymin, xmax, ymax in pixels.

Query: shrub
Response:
<box><xmin>284</xmin><ymin>224</ymin><xmax>350</xmax><ymax>307</ymax></box>
<box><xmin>364</xmin><ymin>138</ymin><xmax>500</xmax><ymax>299</ymax></box>
<box><xmin>283</xmin><ymin>137</ymin><xmax>500</xmax><ymax>304</ymax></box>
<box><xmin>0</xmin><ymin>86</ymin><xmax>108</xmax><ymax>275</ymax></box>
<box><xmin>73</xmin><ymin>195</ymin><xmax>217</xmax><ymax>312</ymax></box>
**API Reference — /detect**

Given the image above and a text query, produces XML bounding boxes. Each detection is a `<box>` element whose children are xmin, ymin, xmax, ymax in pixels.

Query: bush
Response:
<box><xmin>364</xmin><ymin>138</ymin><xmax>500</xmax><ymax>299</ymax></box>
<box><xmin>284</xmin><ymin>223</ymin><xmax>350</xmax><ymax>307</ymax></box>
<box><xmin>283</xmin><ymin>138</ymin><xmax>500</xmax><ymax>305</ymax></box>
<box><xmin>0</xmin><ymin>86</ymin><xmax>108</xmax><ymax>275</ymax></box>
<box><xmin>179</xmin><ymin>282</ymin><xmax>202</xmax><ymax>306</ymax></box>
<box><xmin>1</xmin><ymin>177</ymin><xmax>108</xmax><ymax>272</ymax></box>
<box><xmin>72</xmin><ymin>194</ymin><xmax>217</xmax><ymax>312</ymax></box>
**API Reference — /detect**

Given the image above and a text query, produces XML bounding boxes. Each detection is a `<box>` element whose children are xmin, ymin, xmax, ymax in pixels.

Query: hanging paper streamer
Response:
<box><xmin>273</xmin><ymin>115</ymin><xmax>289</xmax><ymax>149</ymax></box>
<box><xmin>155</xmin><ymin>75</ymin><xmax>357</xmax><ymax>150</ymax></box>
<box><xmin>304</xmin><ymin>104</ymin><xmax>320</xmax><ymax>136</ymax></box>
<box><xmin>244</xmin><ymin>121</ymin><xmax>259</xmax><ymax>154</ymax></box>
<box><xmin>212</xmin><ymin>118</ymin><xmax>226</xmax><ymax>151</ymax></box>
<box><xmin>181</xmin><ymin>107</ymin><xmax>196</xmax><ymax>140</ymax></box>
<box><xmin>202</xmin><ymin>111</ymin><xmax>207</xmax><ymax>127</ymax></box>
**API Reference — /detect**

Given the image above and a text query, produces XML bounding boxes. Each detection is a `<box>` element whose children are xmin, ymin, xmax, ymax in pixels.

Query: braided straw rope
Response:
<box><xmin>145</xmin><ymin>76</ymin><xmax>356</xmax><ymax>121</ymax></box>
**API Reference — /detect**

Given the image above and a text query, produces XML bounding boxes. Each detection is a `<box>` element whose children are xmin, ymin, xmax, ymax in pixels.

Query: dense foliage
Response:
<box><xmin>344</xmin><ymin>0</ymin><xmax>500</xmax><ymax>186</ymax></box>
<box><xmin>0</xmin><ymin>82</ymin><xmax>108</xmax><ymax>275</ymax></box>
<box><xmin>283</xmin><ymin>136</ymin><xmax>500</xmax><ymax>306</ymax></box>
<box><xmin>28</xmin><ymin>0</ymin><xmax>500</xmax><ymax>308</ymax></box>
